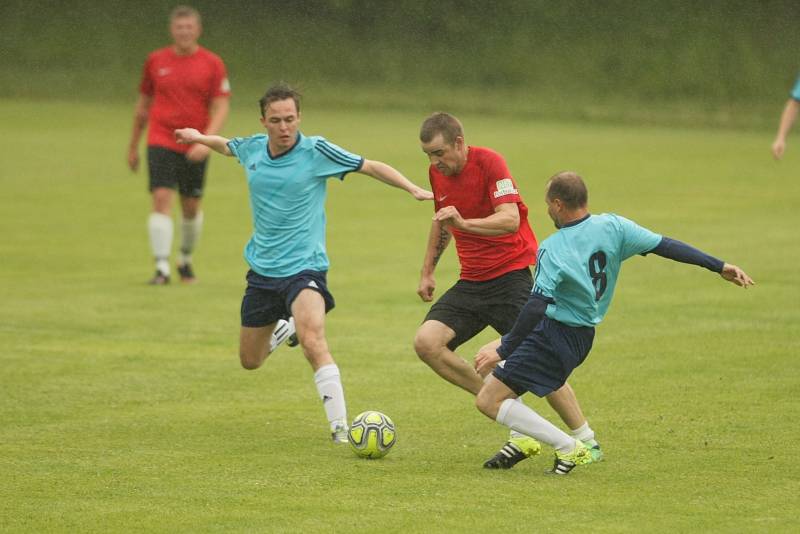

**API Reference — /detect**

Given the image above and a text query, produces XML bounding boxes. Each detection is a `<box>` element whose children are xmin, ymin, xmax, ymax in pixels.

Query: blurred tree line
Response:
<box><xmin>2</xmin><ymin>0</ymin><xmax>799</xmax><ymax>127</ymax></box>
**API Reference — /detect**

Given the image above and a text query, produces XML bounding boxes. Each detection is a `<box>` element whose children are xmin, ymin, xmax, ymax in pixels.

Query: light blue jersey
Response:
<box><xmin>791</xmin><ymin>76</ymin><xmax>800</xmax><ymax>100</ymax></box>
<box><xmin>533</xmin><ymin>213</ymin><xmax>662</xmax><ymax>327</ymax></box>
<box><xmin>227</xmin><ymin>132</ymin><xmax>363</xmax><ymax>277</ymax></box>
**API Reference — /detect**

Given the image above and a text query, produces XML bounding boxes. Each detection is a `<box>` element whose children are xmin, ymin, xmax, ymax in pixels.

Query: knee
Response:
<box><xmin>475</xmin><ymin>388</ymin><xmax>498</xmax><ymax>419</ymax></box>
<box><xmin>413</xmin><ymin>331</ymin><xmax>440</xmax><ymax>362</ymax></box>
<box><xmin>239</xmin><ymin>349</ymin><xmax>263</xmax><ymax>370</ymax></box>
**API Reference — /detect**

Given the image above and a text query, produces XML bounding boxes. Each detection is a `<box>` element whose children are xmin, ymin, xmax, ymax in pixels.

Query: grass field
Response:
<box><xmin>1</xmin><ymin>98</ymin><xmax>798</xmax><ymax>532</ymax></box>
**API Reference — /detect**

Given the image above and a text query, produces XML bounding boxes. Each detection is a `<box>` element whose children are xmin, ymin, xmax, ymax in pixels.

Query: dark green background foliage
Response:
<box><xmin>2</xmin><ymin>1</ymin><xmax>800</xmax><ymax>125</ymax></box>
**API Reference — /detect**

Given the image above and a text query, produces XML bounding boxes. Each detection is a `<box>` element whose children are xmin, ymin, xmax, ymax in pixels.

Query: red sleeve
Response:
<box><xmin>485</xmin><ymin>152</ymin><xmax>521</xmax><ymax>207</ymax></box>
<box><xmin>210</xmin><ymin>55</ymin><xmax>231</xmax><ymax>98</ymax></box>
<box><xmin>139</xmin><ymin>55</ymin><xmax>154</xmax><ymax>96</ymax></box>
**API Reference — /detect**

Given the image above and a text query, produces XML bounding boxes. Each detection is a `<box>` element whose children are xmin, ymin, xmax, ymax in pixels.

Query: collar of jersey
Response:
<box><xmin>561</xmin><ymin>213</ymin><xmax>591</xmax><ymax>228</ymax></box>
<box><xmin>266</xmin><ymin>132</ymin><xmax>302</xmax><ymax>160</ymax></box>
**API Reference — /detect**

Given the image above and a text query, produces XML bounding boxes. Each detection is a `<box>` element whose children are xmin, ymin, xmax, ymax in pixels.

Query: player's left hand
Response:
<box><xmin>720</xmin><ymin>263</ymin><xmax>755</xmax><ymax>288</ymax></box>
<box><xmin>186</xmin><ymin>143</ymin><xmax>210</xmax><ymax>163</ymax></box>
<box><xmin>474</xmin><ymin>344</ymin><xmax>502</xmax><ymax>378</ymax></box>
<box><xmin>412</xmin><ymin>186</ymin><xmax>434</xmax><ymax>201</ymax></box>
<box><xmin>433</xmin><ymin>206</ymin><xmax>466</xmax><ymax>229</ymax></box>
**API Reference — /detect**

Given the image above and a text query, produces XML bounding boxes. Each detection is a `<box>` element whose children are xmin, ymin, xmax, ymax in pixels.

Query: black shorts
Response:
<box><xmin>424</xmin><ymin>267</ymin><xmax>532</xmax><ymax>350</ymax></box>
<box><xmin>240</xmin><ymin>269</ymin><xmax>335</xmax><ymax>328</ymax></box>
<box><xmin>147</xmin><ymin>145</ymin><xmax>207</xmax><ymax>198</ymax></box>
<box><xmin>492</xmin><ymin>317</ymin><xmax>595</xmax><ymax>397</ymax></box>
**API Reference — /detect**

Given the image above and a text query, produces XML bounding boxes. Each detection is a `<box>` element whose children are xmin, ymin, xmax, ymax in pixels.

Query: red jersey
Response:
<box><xmin>139</xmin><ymin>46</ymin><xmax>230</xmax><ymax>153</ymax></box>
<box><xmin>430</xmin><ymin>146</ymin><xmax>538</xmax><ymax>281</ymax></box>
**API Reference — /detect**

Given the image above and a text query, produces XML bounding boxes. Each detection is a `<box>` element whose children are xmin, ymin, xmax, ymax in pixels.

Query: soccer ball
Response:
<box><xmin>347</xmin><ymin>411</ymin><xmax>396</xmax><ymax>459</ymax></box>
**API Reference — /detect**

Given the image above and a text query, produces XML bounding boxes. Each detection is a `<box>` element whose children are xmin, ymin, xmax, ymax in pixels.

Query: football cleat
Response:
<box><xmin>287</xmin><ymin>333</ymin><xmax>299</xmax><ymax>347</ymax></box>
<box><xmin>331</xmin><ymin>421</ymin><xmax>349</xmax><ymax>444</ymax></box>
<box><xmin>584</xmin><ymin>441</ymin><xmax>603</xmax><ymax>462</ymax></box>
<box><xmin>148</xmin><ymin>270</ymin><xmax>170</xmax><ymax>285</ymax></box>
<box><xmin>177</xmin><ymin>263</ymin><xmax>196</xmax><ymax>284</ymax></box>
<box><xmin>269</xmin><ymin>317</ymin><xmax>296</xmax><ymax>354</ymax></box>
<box><xmin>548</xmin><ymin>441</ymin><xmax>593</xmax><ymax>475</ymax></box>
<box><xmin>483</xmin><ymin>435</ymin><xmax>542</xmax><ymax>469</ymax></box>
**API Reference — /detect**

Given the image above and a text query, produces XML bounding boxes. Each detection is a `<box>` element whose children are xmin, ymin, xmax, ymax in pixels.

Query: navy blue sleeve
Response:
<box><xmin>497</xmin><ymin>294</ymin><xmax>549</xmax><ymax>359</ymax></box>
<box><xmin>649</xmin><ymin>237</ymin><xmax>724</xmax><ymax>273</ymax></box>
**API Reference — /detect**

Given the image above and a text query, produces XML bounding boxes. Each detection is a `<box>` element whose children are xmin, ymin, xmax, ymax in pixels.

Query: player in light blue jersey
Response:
<box><xmin>474</xmin><ymin>171</ymin><xmax>753</xmax><ymax>475</ymax></box>
<box><xmin>175</xmin><ymin>83</ymin><xmax>432</xmax><ymax>443</ymax></box>
<box><xmin>772</xmin><ymin>74</ymin><xmax>800</xmax><ymax>159</ymax></box>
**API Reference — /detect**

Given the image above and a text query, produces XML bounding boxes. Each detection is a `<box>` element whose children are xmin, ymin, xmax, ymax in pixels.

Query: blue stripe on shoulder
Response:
<box><xmin>316</xmin><ymin>141</ymin><xmax>361</xmax><ymax>168</ymax></box>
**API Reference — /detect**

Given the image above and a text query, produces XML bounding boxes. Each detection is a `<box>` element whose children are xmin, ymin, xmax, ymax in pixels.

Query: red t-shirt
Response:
<box><xmin>139</xmin><ymin>46</ymin><xmax>230</xmax><ymax>153</ymax></box>
<box><xmin>429</xmin><ymin>146</ymin><xmax>538</xmax><ymax>281</ymax></box>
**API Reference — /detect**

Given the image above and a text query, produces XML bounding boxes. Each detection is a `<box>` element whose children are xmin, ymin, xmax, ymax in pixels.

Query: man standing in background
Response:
<box><xmin>127</xmin><ymin>5</ymin><xmax>230</xmax><ymax>284</ymax></box>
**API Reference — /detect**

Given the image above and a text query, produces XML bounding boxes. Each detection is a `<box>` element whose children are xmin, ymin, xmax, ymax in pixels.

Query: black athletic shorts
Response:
<box><xmin>240</xmin><ymin>269</ymin><xmax>335</xmax><ymax>328</ymax></box>
<box><xmin>424</xmin><ymin>267</ymin><xmax>532</xmax><ymax>350</ymax></box>
<box><xmin>147</xmin><ymin>145</ymin><xmax>207</xmax><ymax>198</ymax></box>
<box><xmin>493</xmin><ymin>317</ymin><xmax>595</xmax><ymax>397</ymax></box>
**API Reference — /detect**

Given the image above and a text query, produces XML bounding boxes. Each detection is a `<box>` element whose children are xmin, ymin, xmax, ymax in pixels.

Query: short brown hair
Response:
<box><xmin>420</xmin><ymin>112</ymin><xmax>464</xmax><ymax>144</ymax></box>
<box><xmin>546</xmin><ymin>171</ymin><xmax>588</xmax><ymax>209</ymax></box>
<box><xmin>259</xmin><ymin>82</ymin><xmax>302</xmax><ymax>117</ymax></box>
<box><xmin>170</xmin><ymin>5</ymin><xmax>201</xmax><ymax>22</ymax></box>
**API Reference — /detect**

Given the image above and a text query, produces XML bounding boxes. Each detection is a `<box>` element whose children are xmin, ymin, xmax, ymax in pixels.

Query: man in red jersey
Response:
<box><xmin>127</xmin><ymin>5</ymin><xmax>230</xmax><ymax>285</ymax></box>
<box><xmin>413</xmin><ymin>112</ymin><xmax>601</xmax><ymax>469</ymax></box>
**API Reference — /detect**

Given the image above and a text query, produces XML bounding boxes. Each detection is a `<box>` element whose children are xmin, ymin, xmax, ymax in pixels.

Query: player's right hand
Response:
<box><xmin>772</xmin><ymin>139</ymin><xmax>786</xmax><ymax>160</ymax></box>
<box><xmin>474</xmin><ymin>344</ymin><xmax>502</xmax><ymax>377</ymax></box>
<box><xmin>127</xmin><ymin>148</ymin><xmax>139</xmax><ymax>172</ymax></box>
<box><xmin>417</xmin><ymin>276</ymin><xmax>435</xmax><ymax>302</ymax></box>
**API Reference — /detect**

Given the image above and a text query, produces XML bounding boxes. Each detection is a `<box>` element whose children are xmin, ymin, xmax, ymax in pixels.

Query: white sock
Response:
<box><xmin>180</xmin><ymin>211</ymin><xmax>203</xmax><ymax>265</ymax></box>
<box><xmin>148</xmin><ymin>212</ymin><xmax>173</xmax><ymax>274</ymax></box>
<box><xmin>570</xmin><ymin>421</ymin><xmax>596</xmax><ymax>445</ymax></box>
<box><xmin>497</xmin><ymin>398</ymin><xmax>576</xmax><ymax>453</ymax></box>
<box><xmin>509</xmin><ymin>398</ymin><xmax>527</xmax><ymax>439</ymax></box>
<box><xmin>314</xmin><ymin>363</ymin><xmax>347</xmax><ymax>429</ymax></box>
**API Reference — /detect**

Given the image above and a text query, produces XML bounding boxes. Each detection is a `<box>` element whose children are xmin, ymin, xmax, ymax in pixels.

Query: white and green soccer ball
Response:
<box><xmin>347</xmin><ymin>411</ymin><xmax>396</xmax><ymax>459</ymax></box>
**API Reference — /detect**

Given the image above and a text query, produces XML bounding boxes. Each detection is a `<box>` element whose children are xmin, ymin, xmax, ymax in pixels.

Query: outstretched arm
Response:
<box><xmin>185</xmin><ymin>96</ymin><xmax>231</xmax><ymax>163</ymax></box>
<box><xmin>358</xmin><ymin>159</ymin><xmax>433</xmax><ymax>201</ymax></box>
<box><xmin>773</xmin><ymin>99</ymin><xmax>800</xmax><ymax>160</ymax></box>
<box><xmin>174</xmin><ymin>128</ymin><xmax>233</xmax><ymax>156</ymax></box>
<box><xmin>650</xmin><ymin>237</ymin><xmax>754</xmax><ymax>288</ymax></box>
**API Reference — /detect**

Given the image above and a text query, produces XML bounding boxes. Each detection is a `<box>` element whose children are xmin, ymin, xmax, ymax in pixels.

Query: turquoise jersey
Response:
<box><xmin>227</xmin><ymin>132</ymin><xmax>363</xmax><ymax>277</ymax></box>
<box><xmin>533</xmin><ymin>213</ymin><xmax>662</xmax><ymax>327</ymax></box>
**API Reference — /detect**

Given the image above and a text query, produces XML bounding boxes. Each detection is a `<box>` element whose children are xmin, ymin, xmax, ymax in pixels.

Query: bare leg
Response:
<box><xmin>239</xmin><ymin>323</ymin><xmax>278</xmax><ymax>370</ymax></box>
<box><xmin>546</xmin><ymin>383</ymin><xmax>587</xmax><ymax>431</ymax></box>
<box><xmin>414</xmin><ymin>320</ymin><xmax>483</xmax><ymax>395</ymax></box>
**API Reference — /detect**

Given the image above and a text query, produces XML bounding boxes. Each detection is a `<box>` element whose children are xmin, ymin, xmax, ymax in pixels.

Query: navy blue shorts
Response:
<box><xmin>492</xmin><ymin>317</ymin><xmax>595</xmax><ymax>397</ymax></box>
<box><xmin>240</xmin><ymin>269</ymin><xmax>335</xmax><ymax>328</ymax></box>
<box><xmin>148</xmin><ymin>145</ymin><xmax>207</xmax><ymax>198</ymax></box>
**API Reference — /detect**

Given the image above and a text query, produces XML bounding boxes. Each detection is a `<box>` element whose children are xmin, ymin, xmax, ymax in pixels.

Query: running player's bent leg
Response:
<box><xmin>239</xmin><ymin>323</ymin><xmax>277</xmax><ymax>370</ymax></box>
<box><xmin>292</xmin><ymin>289</ymin><xmax>347</xmax><ymax>440</ymax></box>
<box><xmin>414</xmin><ymin>320</ymin><xmax>484</xmax><ymax>395</ymax></box>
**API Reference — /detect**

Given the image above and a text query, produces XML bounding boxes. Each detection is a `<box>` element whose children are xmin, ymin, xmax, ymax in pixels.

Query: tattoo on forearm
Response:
<box><xmin>432</xmin><ymin>228</ymin><xmax>449</xmax><ymax>266</ymax></box>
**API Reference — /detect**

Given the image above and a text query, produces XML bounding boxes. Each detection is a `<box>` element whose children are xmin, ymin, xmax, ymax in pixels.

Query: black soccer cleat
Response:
<box><xmin>177</xmin><ymin>263</ymin><xmax>196</xmax><ymax>284</ymax></box>
<box><xmin>287</xmin><ymin>333</ymin><xmax>299</xmax><ymax>347</ymax></box>
<box><xmin>148</xmin><ymin>270</ymin><xmax>170</xmax><ymax>285</ymax></box>
<box><xmin>483</xmin><ymin>437</ymin><xmax>541</xmax><ymax>469</ymax></box>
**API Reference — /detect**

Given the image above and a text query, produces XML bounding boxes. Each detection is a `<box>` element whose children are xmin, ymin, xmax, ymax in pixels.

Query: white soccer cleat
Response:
<box><xmin>269</xmin><ymin>317</ymin><xmax>296</xmax><ymax>354</ymax></box>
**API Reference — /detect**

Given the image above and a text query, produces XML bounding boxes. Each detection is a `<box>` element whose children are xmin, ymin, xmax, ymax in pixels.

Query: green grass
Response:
<box><xmin>1</xmin><ymin>98</ymin><xmax>798</xmax><ymax>532</ymax></box>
